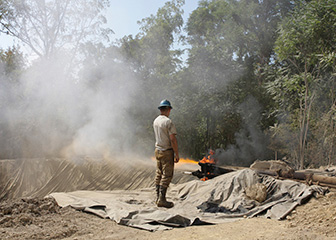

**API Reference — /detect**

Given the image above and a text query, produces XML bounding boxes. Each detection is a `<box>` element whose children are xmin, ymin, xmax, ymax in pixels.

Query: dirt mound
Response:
<box><xmin>0</xmin><ymin>196</ymin><xmax>98</xmax><ymax>240</ymax></box>
<box><xmin>0</xmin><ymin>197</ymin><xmax>59</xmax><ymax>228</ymax></box>
<box><xmin>286</xmin><ymin>191</ymin><xmax>336</xmax><ymax>238</ymax></box>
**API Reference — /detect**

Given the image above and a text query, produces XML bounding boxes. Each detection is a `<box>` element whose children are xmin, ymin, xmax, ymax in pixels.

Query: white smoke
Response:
<box><xmin>0</xmin><ymin>48</ymin><xmax>141</xmax><ymax>159</ymax></box>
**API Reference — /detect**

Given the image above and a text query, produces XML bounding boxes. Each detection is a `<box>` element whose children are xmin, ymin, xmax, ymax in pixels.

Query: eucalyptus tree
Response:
<box><xmin>183</xmin><ymin>0</ymin><xmax>293</xmax><ymax>158</ymax></box>
<box><xmin>0</xmin><ymin>0</ymin><xmax>112</xmax><ymax>60</ymax></box>
<box><xmin>265</xmin><ymin>0</ymin><xmax>336</xmax><ymax>169</ymax></box>
<box><xmin>120</xmin><ymin>0</ymin><xmax>184</xmax><ymax>88</ymax></box>
<box><xmin>118</xmin><ymin>0</ymin><xmax>185</xmax><ymax>155</ymax></box>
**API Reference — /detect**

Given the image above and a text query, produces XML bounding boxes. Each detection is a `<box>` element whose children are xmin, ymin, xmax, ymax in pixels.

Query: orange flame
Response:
<box><xmin>199</xmin><ymin>149</ymin><xmax>216</xmax><ymax>164</ymax></box>
<box><xmin>151</xmin><ymin>156</ymin><xmax>198</xmax><ymax>164</ymax></box>
<box><xmin>179</xmin><ymin>158</ymin><xmax>198</xmax><ymax>164</ymax></box>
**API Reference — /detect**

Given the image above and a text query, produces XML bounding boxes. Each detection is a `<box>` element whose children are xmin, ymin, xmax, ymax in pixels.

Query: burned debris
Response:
<box><xmin>185</xmin><ymin>150</ymin><xmax>336</xmax><ymax>191</ymax></box>
<box><xmin>186</xmin><ymin>149</ymin><xmax>234</xmax><ymax>181</ymax></box>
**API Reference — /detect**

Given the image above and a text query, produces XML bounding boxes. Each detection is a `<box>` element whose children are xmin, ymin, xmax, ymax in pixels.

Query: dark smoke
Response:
<box><xmin>215</xmin><ymin>96</ymin><xmax>269</xmax><ymax>167</ymax></box>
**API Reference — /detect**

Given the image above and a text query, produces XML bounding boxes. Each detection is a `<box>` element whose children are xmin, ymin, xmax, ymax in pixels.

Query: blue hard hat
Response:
<box><xmin>158</xmin><ymin>99</ymin><xmax>173</xmax><ymax>109</ymax></box>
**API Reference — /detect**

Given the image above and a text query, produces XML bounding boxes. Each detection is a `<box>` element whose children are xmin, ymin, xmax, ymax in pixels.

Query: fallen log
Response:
<box><xmin>255</xmin><ymin>169</ymin><xmax>336</xmax><ymax>189</ymax></box>
<box><xmin>310</xmin><ymin>173</ymin><xmax>336</xmax><ymax>185</ymax></box>
<box><xmin>292</xmin><ymin>171</ymin><xmax>336</xmax><ymax>186</ymax></box>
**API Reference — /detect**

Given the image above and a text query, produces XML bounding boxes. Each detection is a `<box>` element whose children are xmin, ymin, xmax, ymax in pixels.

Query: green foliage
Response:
<box><xmin>276</xmin><ymin>0</ymin><xmax>336</xmax><ymax>61</ymax></box>
<box><xmin>120</xmin><ymin>0</ymin><xmax>184</xmax><ymax>76</ymax></box>
<box><xmin>0</xmin><ymin>47</ymin><xmax>24</xmax><ymax>159</ymax></box>
<box><xmin>187</xmin><ymin>0</ymin><xmax>293</xmax><ymax>65</ymax></box>
<box><xmin>0</xmin><ymin>46</ymin><xmax>23</xmax><ymax>77</ymax></box>
<box><xmin>177</xmin><ymin>0</ymin><xmax>293</xmax><ymax>159</ymax></box>
<box><xmin>117</xmin><ymin>0</ymin><xmax>186</xmax><ymax>155</ymax></box>
<box><xmin>265</xmin><ymin>0</ymin><xmax>336</xmax><ymax>168</ymax></box>
<box><xmin>269</xmin><ymin>0</ymin><xmax>336</xmax><ymax>120</ymax></box>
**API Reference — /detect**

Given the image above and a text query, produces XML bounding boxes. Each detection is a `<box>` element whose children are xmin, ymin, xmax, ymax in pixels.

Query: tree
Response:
<box><xmin>0</xmin><ymin>0</ymin><xmax>112</xmax><ymax>59</ymax></box>
<box><xmin>119</xmin><ymin>0</ymin><xmax>184</xmax><ymax>109</ymax></box>
<box><xmin>186</xmin><ymin>0</ymin><xmax>294</xmax><ymax>79</ymax></box>
<box><xmin>0</xmin><ymin>47</ymin><xmax>24</xmax><ymax>158</ymax></box>
<box><xmin>118</xmin><ymin>0</ymin><xmax>185</xmax><ymax>155</ymax></box>
<box><xmin>0</xmin><ymin>46</ymin><xmax>23</xmax><ymax>77</ymax></box>
<box><xmin>120</xmin><ymin>0</ymin><xmax>184</xmax><ymax>83</ymax></box>
<box><xmin>265</xmin><ymin>0</ymin><xmax>336</xmax><ymax>169</ymax></box>
<box><xmin>180</xmin><ymin>0</ymin><xmax>293</xmax><ymax>159</ymax></box>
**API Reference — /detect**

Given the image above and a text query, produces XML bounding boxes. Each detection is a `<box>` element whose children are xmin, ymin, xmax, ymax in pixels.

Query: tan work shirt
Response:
<box><xmin>153</xmin><ymin>115</ymin><xmax>177</xmax><ymax>151</ymax></box>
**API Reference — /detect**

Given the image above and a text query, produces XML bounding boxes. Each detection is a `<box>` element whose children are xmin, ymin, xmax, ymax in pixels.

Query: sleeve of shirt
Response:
<box><xmin>167</xmin><ymin>120</ymin><xmax>177</xmax><ymax>135</ymax></box>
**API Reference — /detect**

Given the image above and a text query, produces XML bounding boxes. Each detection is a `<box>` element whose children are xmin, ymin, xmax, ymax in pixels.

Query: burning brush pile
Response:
<box><xmin>184</xmin><ymin>149</ymin><xmax>234</xmax><ymax>181</ymax></box>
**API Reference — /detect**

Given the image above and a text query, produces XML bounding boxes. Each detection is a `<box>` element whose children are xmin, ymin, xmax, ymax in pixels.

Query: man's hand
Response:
<box><xmin>174</xmin><ymin>155</ymin><xmax>179</xmax><ymax>163</ymax></box>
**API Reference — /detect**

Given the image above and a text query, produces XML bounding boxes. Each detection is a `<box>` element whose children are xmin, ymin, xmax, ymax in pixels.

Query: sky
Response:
<box><xmin>0</xmin><ymin>0</ymin><xmax>200</xmax><ymax>50</ymax></box>
<box><xmin>108</xmin><ymin>0</ymin><xmax>199</xmax><ymax>40</ymax></box>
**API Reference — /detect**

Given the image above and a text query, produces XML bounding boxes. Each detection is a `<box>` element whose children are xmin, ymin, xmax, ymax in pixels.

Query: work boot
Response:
<box><xmin>155</xmin><ymin>185</ymin><xmax>160</xmax><ymax>204</ymax></box>
<box><xmin>157</xmin><ymin>186</ymin><xmax>174</xmax><ymax>208</ymax></box>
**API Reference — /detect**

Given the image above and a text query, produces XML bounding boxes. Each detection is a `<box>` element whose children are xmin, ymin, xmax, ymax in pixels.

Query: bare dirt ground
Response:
<box><xmin>0</xmin><ymin>191</ymin><xmax>335</xmax><ymax>240</ymax></box>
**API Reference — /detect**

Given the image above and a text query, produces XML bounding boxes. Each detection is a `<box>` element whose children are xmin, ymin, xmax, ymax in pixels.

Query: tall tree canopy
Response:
<box><xmin>265</xmin><ymin>0</ymin><xmax>336</xmax><ymax>168</ymax></box>
<box><xmin>176</xmin><ymin>0</ymin><xmax>294</xmax><ymax>161</ymax></box>
<box><xmin>0</xmin><ymin>0</ymin><xmax>112</xmax><ymax>59</ymax></box>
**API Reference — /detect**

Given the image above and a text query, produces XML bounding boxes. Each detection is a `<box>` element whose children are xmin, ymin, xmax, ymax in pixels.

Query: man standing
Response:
<box><xmin>153</xmin><ymin>99</ymin><xmax>179</xmax><ymax>208</ymax></box>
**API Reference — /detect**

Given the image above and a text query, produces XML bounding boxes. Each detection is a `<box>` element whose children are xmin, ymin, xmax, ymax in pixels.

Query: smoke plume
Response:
<box><xmin>215</xmin><ymin>96</ymin><xmax>269</xmax><ymax>167</ymax></box>
<box><xmin>0</xmin><ymin>49</ymin><xmax>141</xmax><ymax>159</ymax></box>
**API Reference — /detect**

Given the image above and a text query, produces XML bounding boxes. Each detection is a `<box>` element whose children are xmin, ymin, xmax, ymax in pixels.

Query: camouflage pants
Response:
<box><xmin>154</xmin><ymin>149</ymin><xmax>174</xmax><ymax>188</ymax></box>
